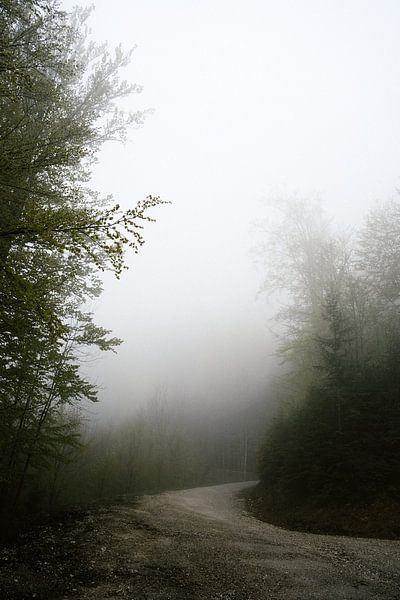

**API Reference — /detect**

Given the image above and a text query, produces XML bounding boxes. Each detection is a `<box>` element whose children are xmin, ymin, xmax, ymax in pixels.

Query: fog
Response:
<box><xmin>5</xmin><ymin>3</ymin><xmax>400</xmax><ymax>583</ymax></box>
<box><xmin>62</xmin><ymin>0</ymin><xmax>400</xmax><ymax>417</ymax></box>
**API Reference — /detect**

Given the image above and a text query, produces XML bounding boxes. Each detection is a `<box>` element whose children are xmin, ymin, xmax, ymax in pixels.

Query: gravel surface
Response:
<box><xmin>63</xmin><ymin>482</ymin><xmax>400</xmax><ymax>600</ymax></box>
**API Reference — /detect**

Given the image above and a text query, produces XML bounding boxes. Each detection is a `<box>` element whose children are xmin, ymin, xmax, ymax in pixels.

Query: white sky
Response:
<box><xmin>62</xmin><ymin>0</ymin><xmax>400</xmax><ymax>415</ymax></box>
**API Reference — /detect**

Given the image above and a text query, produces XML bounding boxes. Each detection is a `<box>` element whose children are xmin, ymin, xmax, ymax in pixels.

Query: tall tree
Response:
<box><xmin>0</xmin><ymin>1</ymin><xmax>165</xmax><ymax>517</ymax></box>
<box><xmin>257</xmin><ymin>197</ymin><xmax>400</xmax><ymax>512</ymax></box>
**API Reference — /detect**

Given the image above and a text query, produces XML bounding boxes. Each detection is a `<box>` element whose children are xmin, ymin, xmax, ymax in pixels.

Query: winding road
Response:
<box><xmin>70</xmin><ymin>482</ymin><xmax>400</xmax><ymax>599</ymax></box>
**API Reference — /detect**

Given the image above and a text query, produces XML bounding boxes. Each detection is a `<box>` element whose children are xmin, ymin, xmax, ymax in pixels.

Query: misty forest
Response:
<box><xmin>1</xmin><ymin>1</ymin><xmax>400</xmax><ymax>599</ymax></box>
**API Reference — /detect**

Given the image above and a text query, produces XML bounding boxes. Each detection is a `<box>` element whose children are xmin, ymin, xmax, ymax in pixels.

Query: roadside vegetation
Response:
<box><xmin>251</xmin><ymin>196</ymin><xmax>400</xmax><ymax>539</ymax></box>
<box><xmin>46</xmin><ymin>394</ymin><xmax>263</xmax><ymax>507</ymax></box>
<box><xmin>0</xmin><ymin>0</ymin><xmax>165</xmax><ymax>537</ymax></box>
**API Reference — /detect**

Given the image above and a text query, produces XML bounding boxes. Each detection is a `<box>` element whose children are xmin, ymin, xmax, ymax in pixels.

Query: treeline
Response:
<box><xmin>0</xmin><ymin>0</ymin><xmax>163</xmax><ymax>530</ymax></box>
<box><xmin>30</xmin><ymin>393</ymin><xmax>264</xmax><ymax>510</ymax></box>
<box><xmin>257</xmin><ymin>197</ymin><xmax>400</xmax><ymax>515</ymax></box>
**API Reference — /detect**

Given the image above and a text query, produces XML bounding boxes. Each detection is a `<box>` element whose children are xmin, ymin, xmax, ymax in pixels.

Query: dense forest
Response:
<box><xmin>254</xmin><ymin>197</ymin><xmax>400</xmax><ymax>536</ymax></box>
<box><xmin>43</xmin><ymin>393</ymin><xmax>265</xmax><ymax>507</ymax></box>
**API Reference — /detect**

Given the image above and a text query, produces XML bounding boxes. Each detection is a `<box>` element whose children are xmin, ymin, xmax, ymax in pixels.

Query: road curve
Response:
<box><xmin>72</xmin><ymin>482</ymin><xmax>400</xmax><ymax>599</ymax></box>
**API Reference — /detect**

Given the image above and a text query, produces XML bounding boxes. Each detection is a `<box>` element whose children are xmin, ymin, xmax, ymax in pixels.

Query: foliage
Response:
<box><xmin>35</xmin><ymin>394</ymin><xmax>264</xmax><ymax>509</ymax></box>
<box><xmin>257</xmin><ymin>197</ymin><xmax>400</xmax><ymax>508</ymax></box>
<box><xmin>0</xmin><ymin>0</ymin><xmax>164</xmax><ymax>518</ymax></box>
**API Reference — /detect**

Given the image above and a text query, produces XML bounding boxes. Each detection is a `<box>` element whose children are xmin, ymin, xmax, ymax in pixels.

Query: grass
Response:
<box><xmin>243</xmin><ymin>484</ymin><xmax>400</xmax><ymax>540</ymax></box>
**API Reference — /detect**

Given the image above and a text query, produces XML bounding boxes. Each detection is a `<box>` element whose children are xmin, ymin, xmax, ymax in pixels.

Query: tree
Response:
<box><xmin>257</xmin><ymin>196</ymin><xmax>400</xmax><ymax>514</ymax></box>
<box><xmin>0</xmin><ymin>246</ymin><xmax>121</xmax><ymax>508</ymax></box>
<box><xmin>256</xmin><ymin>196</ymin><xmax>352</xmax><ymax>402</ymax></box>
<box><xmin>315</xmin><ymin>287</ymin><xmax>353</xmax><ymax>435</ymax></box>
<box><xmin>0</xmin><ymin>1</ymin><xmax>165</xmax><ymax>519</ymax></box>
<box><xmin>0</xmin><ymin>1</ymin><xmax>163</xmax><ymax>274</ymax></box>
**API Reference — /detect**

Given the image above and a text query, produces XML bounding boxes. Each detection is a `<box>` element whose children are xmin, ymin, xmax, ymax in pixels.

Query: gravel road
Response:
<box><xmin>67</xmin><ymin>482</ymin><xmax>400</xmax><ymax>599</ymax></box>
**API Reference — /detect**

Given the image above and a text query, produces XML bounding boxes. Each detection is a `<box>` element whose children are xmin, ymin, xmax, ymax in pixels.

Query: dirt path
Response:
<box><xmin>62</xmin><ymin>482</ymin><xmax>400</xmax><ymax>600</ymax></box>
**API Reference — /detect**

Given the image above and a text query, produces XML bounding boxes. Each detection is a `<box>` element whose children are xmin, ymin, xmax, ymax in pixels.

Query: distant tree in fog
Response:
<box><xmin>257</xmin><ymin>197</ymin><xmax>400</xmax><ymax>508</ymax></box>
